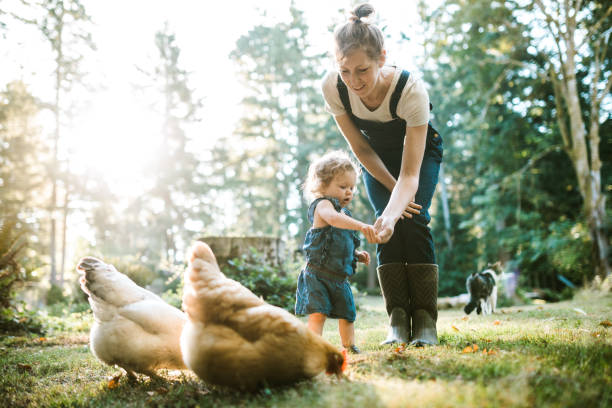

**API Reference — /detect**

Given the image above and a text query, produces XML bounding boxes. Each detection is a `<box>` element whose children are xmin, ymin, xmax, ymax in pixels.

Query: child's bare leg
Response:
<box><xmin>339</xmin><ymin>319</ymin><xmax>355</xmax><ymax>347</ymax></box>
<box><xmin>307</xmin><ymin>313</ymin><xmax>326</xmax><ymax>335</ymax></box>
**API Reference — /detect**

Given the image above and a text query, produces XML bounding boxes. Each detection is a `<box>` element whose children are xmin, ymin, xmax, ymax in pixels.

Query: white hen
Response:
<box><xmin>77</xmin><ymin>257</ymin><xmax>187</xmax><ymax>380</ymax></box>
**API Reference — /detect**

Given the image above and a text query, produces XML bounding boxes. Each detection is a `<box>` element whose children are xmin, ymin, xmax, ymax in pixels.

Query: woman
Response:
<box><xmin>321</xmin><ymin>3</ymin><xmax>443</xmax><ymax>346</ymax></box>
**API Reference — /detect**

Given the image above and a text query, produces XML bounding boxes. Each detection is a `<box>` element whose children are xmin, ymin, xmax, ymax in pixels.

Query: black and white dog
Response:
<box><xmin>464</xmin><ymin>267</ymin><xmax>498</xmax><ymax>315</ymax></box>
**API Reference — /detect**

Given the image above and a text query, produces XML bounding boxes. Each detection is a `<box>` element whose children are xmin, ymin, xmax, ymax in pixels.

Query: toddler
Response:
<box><xmin>295</xmin><ymin>150</ymin><xmax>377</xmax><ymax>354</ymax></box>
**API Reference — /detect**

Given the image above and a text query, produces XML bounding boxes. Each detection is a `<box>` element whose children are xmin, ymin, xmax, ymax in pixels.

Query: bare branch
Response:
<box><xmin>478</xmin><ymin>67</ymin><xmax>513</xmax><ymax>123</ymax></box>
<box><xmin>583</xmin><ymin>5</ymin><xmax>612</xmax><ymax>44</ymax></box>
<box><xmin>574</xmin><ymin>0</ymin><xmax>583</xmax><ymax>16</ymax></box>
<box><xmin>597</xmin><ymin>72</ymin><xmax>612</xmax><ymax>106</ymax></box>
<box><xmin>590</xmin><ymin>36</ymin><xmax>603</xmax><ymax>114</ymax></box>
<box><xmin>489</xmin><ymin>144</ymin><xmax>564</xmax><ymax>191</ymax></box>
<box><xmin>549</xmin><ymin>65</ymin><xmax>571</xmax><ymax>152</ymax></box>
<box><xmin>534</xmin><ymin>0</ymin><xmax>569</xmax><ymax>82</ymax></box>
<box><xmin>595</xmin><ymin>33</ymin><xmax>612</xmax><ymax>105</ymax></box>
<box><xmin>534</xmin><ymin>0</ymin><xmax>567</xmax><ymax>41</ymax></box>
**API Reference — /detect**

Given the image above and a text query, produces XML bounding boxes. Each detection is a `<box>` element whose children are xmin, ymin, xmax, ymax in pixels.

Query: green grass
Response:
<box><xmin>1</xmin><ymin>290</ymin><xmax>611</xmax><ymax>408</ymax></box>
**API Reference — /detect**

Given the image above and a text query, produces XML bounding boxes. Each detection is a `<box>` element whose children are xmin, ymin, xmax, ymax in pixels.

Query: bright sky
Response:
<box><xmin>2</xmin><ymin>0</ymin><xmax>425</xmax><ymax>217</ymax></box>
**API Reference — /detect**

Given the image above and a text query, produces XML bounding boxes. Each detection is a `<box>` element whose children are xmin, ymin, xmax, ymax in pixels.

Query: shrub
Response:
<box><xmin>46</xmin><ymin>284</ymin><xmax>65</xmax><ymax>305</ymax></box>
<box><xmin>0</xmin><ymin>216</ymin><xmax>45</xmax><ymax>334</ymax></box>
<box><xmin>221</xmin><ymin>252</ymin><xmax>298</xmax><ymax>312</ymax></box>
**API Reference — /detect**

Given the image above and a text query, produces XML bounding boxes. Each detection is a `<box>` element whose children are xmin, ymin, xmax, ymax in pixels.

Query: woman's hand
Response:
<box><xmin>401</xmin><ymin>201</ymin><xmax>422</xmax><ymax>219</ymax></box>
<box><xmin>355</xmin><ymin>250</ymin><xmax>370</xmax><ymax>266</ymax></box>
<box><xmin>373</xmin><ymin>215</ymin><xmax>397</xmax><ymax>243</ymax></box>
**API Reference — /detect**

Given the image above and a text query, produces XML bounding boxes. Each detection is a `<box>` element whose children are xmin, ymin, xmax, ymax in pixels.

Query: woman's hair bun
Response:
<box><xmin>350</xmin><ymin>3</ymin><xmax>374</xmax><ymax>23</ymax></box>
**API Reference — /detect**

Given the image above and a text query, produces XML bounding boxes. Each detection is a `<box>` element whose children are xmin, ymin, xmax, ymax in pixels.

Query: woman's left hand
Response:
<box><xmin>373</xmin><ymin>215</ymin><xmax>396</xmax><ymax>243</ymax></box>
<box><xmin>401</xmin><ymin>201</ymin><xmax>422</xmax><ymax>219</ymax></box>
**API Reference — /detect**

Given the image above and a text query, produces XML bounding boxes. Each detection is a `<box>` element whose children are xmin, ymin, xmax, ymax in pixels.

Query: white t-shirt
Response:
<box><xmin>321</xmin><ymin>67</ymin><xmax>430</xmax><ymax>127</ymax></box>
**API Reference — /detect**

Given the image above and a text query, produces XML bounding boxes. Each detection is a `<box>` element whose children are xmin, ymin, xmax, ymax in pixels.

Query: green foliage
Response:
<box><xmin>419</xmin><ymin>0</ymin><xmax>610</xmax><ymax>294</ymax></box>
<box><xmin>0</xmin><ymin>301</ymin><xmax>44</xmax><ymax>335</ymax></box>
<box><xmin>100</xmin><ymin>255</ymin><xmax>157</xmax><ymax>288</ymax></box>
<box><xmin>0</xmin><ymin>217</ymin><xmax>26</xmax><ymax>308</ymax></box>
<box><xmin>221</xmin><ymin>252</ymin><xmax>298</xmax><ymax>312</ymax></box>
<box><xmin>45</xmin><ymin>284</ymin><xmax>65</xmax><ymax>306</ymax></box>
<box><xmin>215</xmin><ymin>4</ymin><xmax>354</xmax><ymax>243</ymax></box>
<box><xmin>0</xmin><ymin>216</ymin><xmax>45</xmax><ymax>335</ymax></box>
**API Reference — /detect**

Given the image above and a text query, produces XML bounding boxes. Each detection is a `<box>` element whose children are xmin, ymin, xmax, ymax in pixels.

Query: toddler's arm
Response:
<box><xmin>315</xmin><ymin>200</ymin><xmax>377</xmax><ymax>243</ymax></box>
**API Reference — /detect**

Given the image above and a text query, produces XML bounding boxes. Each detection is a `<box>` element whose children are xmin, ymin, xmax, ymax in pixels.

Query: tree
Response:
<box><xmin>219</xmin><ymin>4</ymin><xmax>344</xmax><ymax>241</ymax></box>
<box><xmin>417</xmin><ymin>0</ymin><xmax>609</xmax><ymax>293</ymax></box>
<box><xmin>15</xmin><ymin>0</ymin><xmax>95</xmax><ymax>286</ymax></box>
<box><xmin>529</xmin><ymin>0</ymin><xmax>611</xmax><ymax>278</ymax></box>
<box><xmin>0</xmin><ymin>81</ymin><xmax>46</xmax><ymax>219</ymax></box>
<box><xmin>136</xmin><ymin>23</ymin><xmax>207</xmax><ymax>263</ymax></box>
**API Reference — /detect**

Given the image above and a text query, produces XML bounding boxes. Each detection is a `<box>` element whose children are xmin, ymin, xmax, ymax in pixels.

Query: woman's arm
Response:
<box><xmin>334</xmin><ymin>114</ymin><xmax>423</xmax><ymax>220</ymax></box>
<box><xmin>374</xmin><ymin>123</ymin><xmax>428</xmax><ymax>242</ymax></box>
<box><xmin>334</xmin><ymin>114</ymin><xmax>396</xmax><ymax>191</ymax></box>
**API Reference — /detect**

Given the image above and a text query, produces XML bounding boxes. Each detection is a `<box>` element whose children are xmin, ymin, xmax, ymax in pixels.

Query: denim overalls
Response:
<box><xmin>294</xmin><ymin>197</ymin><xmax>360</xmax><ymax>322</ymax></box>
<box><xmin>336</xmin><ymin>70</ymin><xmax>443</xmax><ymax>265</ymax></box>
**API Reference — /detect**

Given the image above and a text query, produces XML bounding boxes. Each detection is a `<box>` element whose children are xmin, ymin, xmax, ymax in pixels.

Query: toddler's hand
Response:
<box><xmin>360</xmin><ymin>224</ymin><xmax>378</xmax><ymax>244</ymax></box>
<box><xmin>374</xmin><ymin>216</ymin><xmax>395</xmax><ymax>243</ymax></box>
<box><xmin>356</xmin><ymin>250</ymin><xmax>370</xmax><ymax>266</ymax></box>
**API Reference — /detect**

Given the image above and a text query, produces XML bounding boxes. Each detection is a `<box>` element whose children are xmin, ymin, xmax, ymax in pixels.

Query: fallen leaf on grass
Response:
<box><xmin>599</xmin><ymin>320</ymin><xmax>612</xmax><ymax>328</ymax></box>
<box><xmin>461</xmin><ymin>316</ymin><xmax>469</xmax><ymax>321</ymax></box>
<box><xmin>107</xmin><ymin>373</ymin><xmax>122</xmax><ymax>389</ymax></box>
<box><xmin>462</xmin><ymin>344</ymin><xmax>479</xmax><ymax>353</ymax></box>
<box><xmin>573</xmin><ymin>308</ymin><xmax>587</xmax><ymax>315</ymax></box>
<box><xmin>393</xmin><ymin>343</ymin><xmax>408</xmax><ymax>353</ymax></box>
<box><xmin>17</xmin><ymin>363</ymin><xmax>32</xmax><ymax>372</ymax></box>
<box><xmin>452</xmin><ymin>325</ymin><xmax>460</xmax><ymax>332</ymax></box>
<box><xmin>493</xmin><ymin>320</ymin><xmax>501</xmax><ymax>325</ymax></box>
<box><xmin>35</xmin><ymin>337</ymin><xmax>47</xmax><ymax>342</ymax></box>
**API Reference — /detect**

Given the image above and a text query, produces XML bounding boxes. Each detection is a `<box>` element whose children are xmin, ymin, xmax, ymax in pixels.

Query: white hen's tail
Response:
<box><xmin>77</xmin><ymin>257</ymin><xmax>158</xmax><ymax>308</ymax></box>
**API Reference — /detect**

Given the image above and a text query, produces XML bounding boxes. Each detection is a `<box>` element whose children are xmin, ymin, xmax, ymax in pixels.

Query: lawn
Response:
<box><xmin>1</xmin><ymin>290</ymin><xmax>611</xmax><ymax>408</ymax></box>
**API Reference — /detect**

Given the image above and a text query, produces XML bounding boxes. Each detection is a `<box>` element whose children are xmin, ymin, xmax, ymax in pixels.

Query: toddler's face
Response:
<box><xmin>322</xmin><ymin>170</ymin><xmax>356</xmax><ymax>207</ymax></box>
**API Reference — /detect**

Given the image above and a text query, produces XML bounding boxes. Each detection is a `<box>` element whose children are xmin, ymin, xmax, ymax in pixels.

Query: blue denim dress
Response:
<box><xmin>336</xmin><ymin>70</ymin><xmax>443</xmax><ymax>265</ymax></box>
<box><xmin>294</xmin><ymin>197</ymin><xmax>360</xmax><ymax>322</ymax></box>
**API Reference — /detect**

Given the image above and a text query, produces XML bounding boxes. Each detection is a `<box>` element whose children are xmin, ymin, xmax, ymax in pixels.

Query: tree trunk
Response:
<box><xmin>562</xmin><ymin>32</ymin><xmax>611</xmax><ymax>278</ymax></box>
<box><xmin>367</xmin><ymin>255</ymin><xmax>377</xmax><ymax>290</ymax></box>
<box><xmin>59</xmin><ymin>187</ymin><xmax>69</xmax><ymax>287</ymax></box>
<box><xmin>439</xmin><ymin>163</ymin><xmax>452</xmax><ymax>249</ymax></box>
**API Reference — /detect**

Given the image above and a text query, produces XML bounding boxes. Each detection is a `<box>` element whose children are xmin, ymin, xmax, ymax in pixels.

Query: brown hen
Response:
<box><xmin>180</xmin><ymin>241</ymin><xmax>345</xmax><ymax>391</ymax></box>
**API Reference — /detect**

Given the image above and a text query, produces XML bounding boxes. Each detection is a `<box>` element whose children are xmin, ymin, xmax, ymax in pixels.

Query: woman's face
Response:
<box><xmin>336</xmin><ymin>48</ymin><xmax>386</xmax><ymax>99</ymax></box>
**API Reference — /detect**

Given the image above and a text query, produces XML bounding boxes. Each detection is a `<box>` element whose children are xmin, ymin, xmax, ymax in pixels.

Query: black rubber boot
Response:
<box><xmin>377</xmin><ymin>263</ymin><xmax>410</xmax><ymax>345</ymax></box>
<box><xmin>406</xmin><ymin>264</ymin><xmax>439</xmax><ymax>346</ymax></box>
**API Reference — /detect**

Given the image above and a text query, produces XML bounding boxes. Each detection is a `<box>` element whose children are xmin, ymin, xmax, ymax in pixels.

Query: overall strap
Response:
<box><xmin>389</xmin><ymin>70</ymin><xmax>410</xmax><ymax>119</ymax></box>
<box><xmin>308</xmin><ymin>196</ymin><xmax>342</xmax><ymax>224</ymax></box>
<box><xmin>336</xmin><ymin>74</ymin><xmax>352</xmax><ymax>115</ymax></box>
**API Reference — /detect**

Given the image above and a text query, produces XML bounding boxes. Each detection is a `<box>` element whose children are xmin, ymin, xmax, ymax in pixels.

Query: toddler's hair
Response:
<box><xmin>303</xmin><ymin>150</ymin><xmax>359</xmax><ymax>198</ymax></box>
<box><xmin>334</xmin><ymin>3</ymin><xmax>384</xmax><ymax>60</ymax></box>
